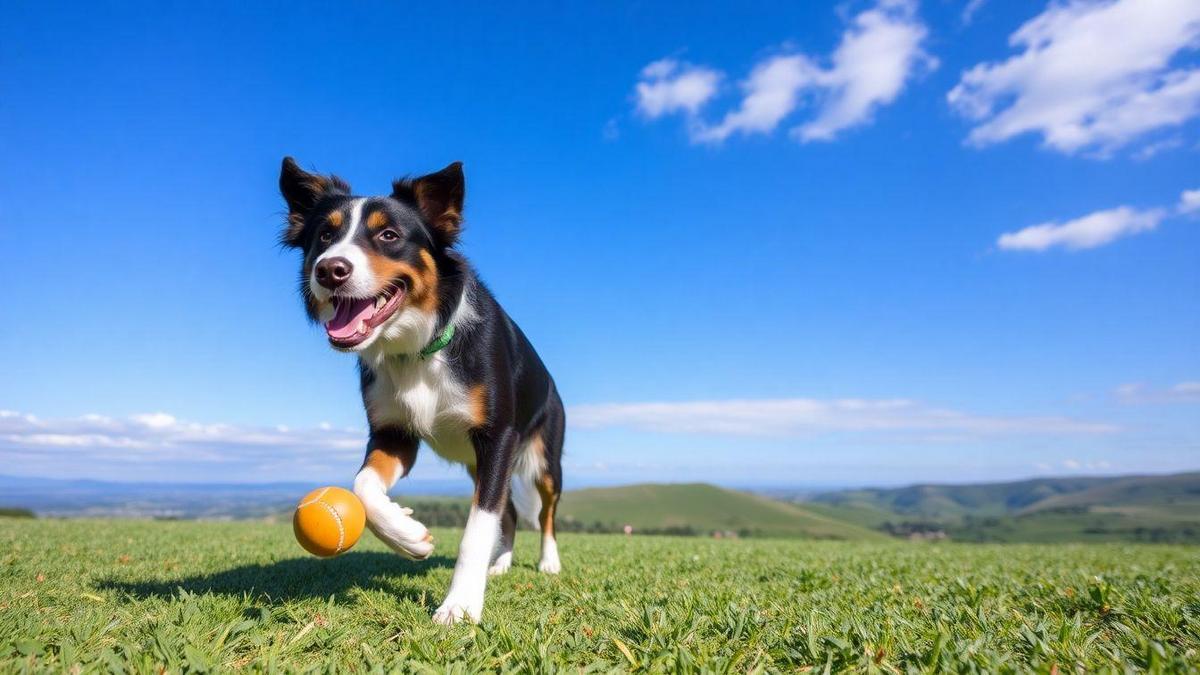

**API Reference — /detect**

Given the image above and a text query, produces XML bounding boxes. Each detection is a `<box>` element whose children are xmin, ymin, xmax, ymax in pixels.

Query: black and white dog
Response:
<box><xmin>279</xmin><ymin>158</ymin><xmax>565</xmax><ymax>624</ymax></box>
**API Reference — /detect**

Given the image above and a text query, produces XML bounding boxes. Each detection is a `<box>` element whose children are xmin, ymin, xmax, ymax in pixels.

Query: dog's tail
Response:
<box><xmin>509</xmin><ymin>442</ymin><xmax>543</xmax><ymax>529</ymax></box>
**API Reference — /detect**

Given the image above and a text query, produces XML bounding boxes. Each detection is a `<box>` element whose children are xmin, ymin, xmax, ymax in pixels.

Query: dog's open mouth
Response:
<box><xmin>325</xmin><ymin>283</ymin><xmax>406</xmax><ymax>348</ymax></box>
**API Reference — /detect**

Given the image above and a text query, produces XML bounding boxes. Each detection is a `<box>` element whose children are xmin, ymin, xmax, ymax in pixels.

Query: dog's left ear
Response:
<box><xmin>279</xmin><ymin>157</ymin><xmax>349</xmax><ymax>247</ymax></box>
<box><xmin>395</xmin><ymin>162</ymin><xmax>465</xmax><ymax>246</ymax></box>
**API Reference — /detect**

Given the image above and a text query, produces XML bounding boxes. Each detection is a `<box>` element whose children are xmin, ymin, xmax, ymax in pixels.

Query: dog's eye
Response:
<box><xmin>378</xmin><ymin>229</ymin><xmax>400</xmax><ymax>242</ymax></box>
<box><xmin>319</xmin><ymin>231</ymin><xmax>333</xmax><ymax>244</ymax></box>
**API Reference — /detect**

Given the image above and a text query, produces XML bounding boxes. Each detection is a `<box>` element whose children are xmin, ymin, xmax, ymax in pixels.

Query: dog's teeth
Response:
<box><xmin>357</xmin><ymin>321</ymin><xmax>367</xmax><ymax>334</ymax></box>
<box><xmin>376</xmin><ymin>296</ymin><xmax>386</xmax><ymax>309</ymax></box>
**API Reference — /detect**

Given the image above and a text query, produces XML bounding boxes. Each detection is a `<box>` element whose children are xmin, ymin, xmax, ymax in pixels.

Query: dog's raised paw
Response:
<box><xmin>364</xmin><ymin>503</ymin><xmax>434</xmax><ymax>560</ymax></box>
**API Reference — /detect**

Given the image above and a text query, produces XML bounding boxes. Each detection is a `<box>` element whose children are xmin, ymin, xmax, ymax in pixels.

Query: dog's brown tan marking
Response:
<box><xmin>521</xmin><ymin>432</ymin><xmax>558</xmax><ymax>537</ymax></box>
<box><xmin>363</xmin><ymin>248</ymin><xmax>440</xmax><ymax>313</ymax></box>
<box><xmin>536</xmin><ymin>469</ymin><xmax>559</xmax><ymax>538</ymax></box>
<box><xmin>468</xmin><ymin>384</ymin><xmax>488</xmax><ymax>428</ymax></box>
<box><xmin>327</xmin><ymin>210</ymin><xmax>344</xmax><ymax>227</ymax></box>
<box><xmin>367</xmin><ymin>210</ymin><xmax>388</xmax><ymax>229</ymax></box>
<box><xmin>364</xmin><ymin>444</ymin><xmax>417</xmax><ymax>482</ymax></box>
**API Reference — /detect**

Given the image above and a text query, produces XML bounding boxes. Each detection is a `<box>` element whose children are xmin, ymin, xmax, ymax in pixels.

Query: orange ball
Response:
<box><xmin>293</xmin><ymin>486</ymin><xmax>366</xmax><ymax>557</ymax></box>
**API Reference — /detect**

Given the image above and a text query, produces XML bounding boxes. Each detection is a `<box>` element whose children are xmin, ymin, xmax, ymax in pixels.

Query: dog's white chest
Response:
<box><xmin>365</xmin><ymin>356</ymin><xmax>477</xmax><ymax>465</ymax></box>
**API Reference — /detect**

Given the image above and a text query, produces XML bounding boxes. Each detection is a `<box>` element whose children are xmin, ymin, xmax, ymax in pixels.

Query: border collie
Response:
<box><xmin>279</xmin><ymin>158</ymin><xmax>565</xmax><ymax>624</ymax></box>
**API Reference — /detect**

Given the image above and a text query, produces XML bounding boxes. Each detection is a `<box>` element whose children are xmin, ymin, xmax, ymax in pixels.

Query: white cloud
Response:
<box><xmin>1178</xmin><ymin>188</ymin><xmax>1200</xmax><ymax>214</ymax></box>
<box><xmin>569</xmin><ymin>397</ymin><xmax>1116</xmax><ymax>437</ymax></box>
<box><xmin>792</xmin><ymin>0</ymin><xmax>937</xmax><ymax>142</ymax></box>
<box><xmin>962</xmin><ymin>0</ymin><xmax>987</xmax><ymax>25</ymax></box>
<box><xmin>0</xmin><ymin>410</ymin><xmax>375</xmax><ymax>481</ymax></box>
<box><xmin>1036</xmin><ymin>458</ymin><xmax>1113</xmax><ymax>473</ymax></box>
<box><xmin>1059</xmin><ymin>458</ymin><xmax>1114</xmax><ymax>472</ymax></box>
<box><xmin>642</xmin><ymin>0</ymin><xmax>933</xmax><ymax>144</ymax></box>
<box><xmin>1115</xmin><ymin>381</ymin><xmax>1200</xmax><ymax>403</ymax></box>
<box><xmin>948</xmin><ymin>0</ymin><xmax>1200</xmax><ymax>155</ymax></box>
<box><xmin>997</xmin><ymin>205</ymin><xmax>1166</xmax><ymax>252</ymax></box>
<box><xmin>693</xmin><ymin>55</ymin><xmax>818</xmax><ymax>143</ymax></box>
<box><xmin>131</xmin><ymin>412</ymin><xmax>177</xmax><ymax>429</ymax></box>
<box><xmin>634</xmin><ymin>59</ymin><xmax>721</xmax><ymax>118</ymax></box>
<box><xmin>1132</xmin><ymin>136</ymin><xmax>1185</xmax><ymax>160</ymax></box>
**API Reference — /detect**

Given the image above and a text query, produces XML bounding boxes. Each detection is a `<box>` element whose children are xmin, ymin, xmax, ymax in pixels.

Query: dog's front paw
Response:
<box><xmin>432</xmin><ymin>597</ymin><xmax>482</xmax><ymax>625</ymax></box>
<box><xmin>365</xmin><ymin>503</ymin><xmax>435</xmax><ymax>560</ymax></box>
<box><xmin>538</xmin><ymin>557</ymin><xmax>561</xmax><ymax>574</ymax></box>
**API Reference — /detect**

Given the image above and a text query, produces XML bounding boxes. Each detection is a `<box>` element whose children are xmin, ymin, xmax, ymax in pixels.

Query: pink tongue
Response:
<box><xmin>326</xmin><ymin>297</ymin><xmax>376</xmax><ymax>340</ymax></box>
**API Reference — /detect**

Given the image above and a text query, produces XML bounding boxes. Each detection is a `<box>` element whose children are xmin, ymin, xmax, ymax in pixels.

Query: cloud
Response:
<box><xmin>634</xmin><ymin>59</ymin><xmax>721</xmax><ymax>119</ymax></box>
<box><xmin>948</xmin><ymin>0</ymin><xmax>1200</xmax><ymax>155</ymax></box>
<box><xmin>640</xmin><ymin>0</ymin><xmax>934</xmax><ymax>144</ymax></box>
<box><xmin>1179</xmin><ymin>188</ymin><xmax>1200</xmax><ymax>214</ymax></box>
<box><xmin>692</xmin><ymin>55</ymin><xmax>818</xmax><ymax>143</ymax></box>
<box><xmin>998</xmin><ymin>184</ymin><xmax>1200</xmax><ymax>252</ymax></box>
<box><xmin>962</xmin><ymin>0</ymin><xmax>987</xmax><ymax>25</ymax></box>
<box><xmin>1132</xmin><ymin>136</ymin><xmax>1184</xmax><ymax>160</ymax></box>
<box><xmin>1114</xmin><ymin>381</ymin><xmax>1200</xmax><ymax>403</ymax></box>
<box><xmin>997</xmin><ymin>205</ymin><xmax>1167</xmax><ymax>252</ymax></box>
<box><xmin>0</xmin><ymin>409</ymin><xmax>378</xmax><ymax>482</ymax></box>
<box><xmin>1036</xmin><ymin>458</ymin><xmax>1112</xmax><ymax>473</ymax></box>
<box><xmin>791</xmin><ymin>0</ymin><xmax>937</xmax><ymax>142</ymax></box>
<box><xmin>569</xmin><ymin>398</ymin><xmax>1117</xmax><ymax>437</ymax></box>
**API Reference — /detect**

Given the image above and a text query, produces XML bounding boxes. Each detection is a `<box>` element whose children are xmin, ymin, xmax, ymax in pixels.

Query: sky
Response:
<box><xmin>0</xmin><ymin>0</ymin><xmax>1197</xmax><ymax>488</ymax></box>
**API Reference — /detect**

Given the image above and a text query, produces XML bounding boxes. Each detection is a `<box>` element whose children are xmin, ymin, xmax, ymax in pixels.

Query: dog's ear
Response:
<box><xmin>394</xmin><ymin>162</ymin><xmax>465</xmax><ymax>247</ymax></box>
<box><xmin>279</xmin><ymin>157</ymin><xmax>348</xmax><ymax>247</ymax></box>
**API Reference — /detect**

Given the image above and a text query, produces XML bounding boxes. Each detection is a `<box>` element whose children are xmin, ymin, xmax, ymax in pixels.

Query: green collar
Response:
<box><xmin>399</xmin><ymin>323</ymin><xmax>455</xmax><ymax>361</ymax></box>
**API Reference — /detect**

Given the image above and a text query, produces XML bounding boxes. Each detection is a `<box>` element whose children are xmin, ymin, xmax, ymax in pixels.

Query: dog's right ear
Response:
<box><xmin>279</xmin><ymin>157</ymin><xmax>348</xmax><ymax>247</ymax></box>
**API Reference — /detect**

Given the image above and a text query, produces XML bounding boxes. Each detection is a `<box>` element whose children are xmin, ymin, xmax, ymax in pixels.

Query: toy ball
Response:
<box><xmin>293</xmin><ymin>486</ymin><xmax>366</xmax><ymax>557</ymax></box>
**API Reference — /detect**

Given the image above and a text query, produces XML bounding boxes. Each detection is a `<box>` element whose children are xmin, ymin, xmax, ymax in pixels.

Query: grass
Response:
<box><xmin>2</xmin><ymin>518</ymin><xmax>1199</xmax><ymax>672</ymax></box>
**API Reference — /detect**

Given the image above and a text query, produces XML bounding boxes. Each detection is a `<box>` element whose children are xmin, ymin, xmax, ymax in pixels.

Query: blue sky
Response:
<box><xmin>1</xmin><ymin>0</ymin><xmax>1197</xmax><ymax>487</ymax></box>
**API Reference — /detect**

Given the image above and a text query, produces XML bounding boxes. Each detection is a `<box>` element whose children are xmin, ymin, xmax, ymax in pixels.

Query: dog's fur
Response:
<box><xmin>279</xmin><ymin>158</ymin><xmax>565</xmax><ymax>624</ymax></box>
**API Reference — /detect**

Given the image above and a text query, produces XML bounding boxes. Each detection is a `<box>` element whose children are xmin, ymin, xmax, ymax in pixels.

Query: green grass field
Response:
<box><xmin>3</xmin><ymin>518</ymin><xmax>1199</xmax><ymax>672</ymax></box>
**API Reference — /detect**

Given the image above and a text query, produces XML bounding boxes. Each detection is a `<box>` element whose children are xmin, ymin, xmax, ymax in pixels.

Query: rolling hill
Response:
<box><xmin>557</xmin><ymin>483</ymin><xmax>887</xmax><ymax>540</ymax></box>
<box><xmin>804</xmin><ymin>472</ymin><xmax>1200</xmax><ymax>543</ymax></box>
<box><xmin>808</xmin><ymin>476</ymin><xmax>1113</xmax><ymax>519</ymax></box>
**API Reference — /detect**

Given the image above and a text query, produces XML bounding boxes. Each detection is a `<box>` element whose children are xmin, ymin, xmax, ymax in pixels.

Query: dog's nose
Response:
<box><xmin>315</xmin><ymin>257</ymin><xmax>353</xmax><ymax>289</ymax></box>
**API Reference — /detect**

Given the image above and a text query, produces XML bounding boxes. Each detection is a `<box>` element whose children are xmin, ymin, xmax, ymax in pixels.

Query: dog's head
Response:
<box><xmin>278</xmin><ymin>157</ymin><xmax>464</xmax><ymax>353</ymax></box>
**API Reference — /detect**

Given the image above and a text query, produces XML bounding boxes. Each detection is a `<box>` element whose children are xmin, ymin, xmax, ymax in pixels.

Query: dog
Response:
<box><xmin>278</xmin><ymin>158</ymin><xmax>565</xmax><ymax>624</ymax></box>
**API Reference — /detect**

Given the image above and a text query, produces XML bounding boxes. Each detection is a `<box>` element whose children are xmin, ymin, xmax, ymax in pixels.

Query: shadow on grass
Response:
<box><xmin>97</xmin><ymin>551</ymin><xmax>456</xmax><ymax>605</ymax></box>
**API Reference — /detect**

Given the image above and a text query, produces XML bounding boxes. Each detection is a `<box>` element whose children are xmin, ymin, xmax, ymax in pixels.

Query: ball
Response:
<box><xmin>293</xmin><ymin>486</ymin><xmax>366</xmax><ymax>557</ymax></box>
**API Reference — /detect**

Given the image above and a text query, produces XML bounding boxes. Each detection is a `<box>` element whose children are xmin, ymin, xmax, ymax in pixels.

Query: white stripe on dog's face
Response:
<box><xmin>309</xmin><ymin>198</ymin><xmax>377</xmax><ymax>303</ymax></box>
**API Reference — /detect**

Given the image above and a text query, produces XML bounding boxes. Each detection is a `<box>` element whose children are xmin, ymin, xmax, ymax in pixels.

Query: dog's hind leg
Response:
<box><xmin>489</xmin><ymin>499</ymin><xmax>517</xmax><ymax>576</ymax></box>
<box><xmin>352</xmin><ymin>427</ymin><xmax>434</xmax><ymax>560</ymax></box>
<box><xmin>535</xmin><ymin>470</ymin><xmax>561</xmax><ymax>574</ymax></box>
<box><xmin>536</xmin><ymin>393</ymin><xmax>565</xmax><ymax>574</ymax></box>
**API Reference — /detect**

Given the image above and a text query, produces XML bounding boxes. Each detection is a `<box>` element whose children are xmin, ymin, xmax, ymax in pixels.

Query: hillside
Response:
<box><xmin>557</xmin><ymin>483</ymin><xmax>886</xmax><ymax>540</ymax></box>
<box><xmin>805</xmin><ymin>472</ymin><xmax>1200</xmax><ymax>543</ymax></box>
<box><xmin>810</xmin><ymin>476</ymin><xmax>1112</xmax><ymax>519</ymax></box>
<box><xmin>1020</xmin><ymin>472</ymin><xmax>1200</xmax><ymax>516</ymax></box>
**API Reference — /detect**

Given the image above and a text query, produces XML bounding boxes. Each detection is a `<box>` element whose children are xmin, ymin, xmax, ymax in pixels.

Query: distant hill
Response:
<box><xmin>1019</xmin><ymin>472</ymin><xmax>1200</xmax><ymax>516</ymax></box>
<box><xmin>0</xmin><ymin>474</ymin><xmax>468</xmax><ymax>519</ymax></box>
<box><xmin>809</xmin><ymin>476</ymin><xmax>1112</xmax><ymax>519</ymax></box>
<box><xmin>558</xmin><ymin>483</ymin><xmax>886</xmax><ymax>540</ymax></box>
<box><xmin>805</xmin><ymin>472</ymin><xmax>1200</xmax><ymax>543</ymax></box>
